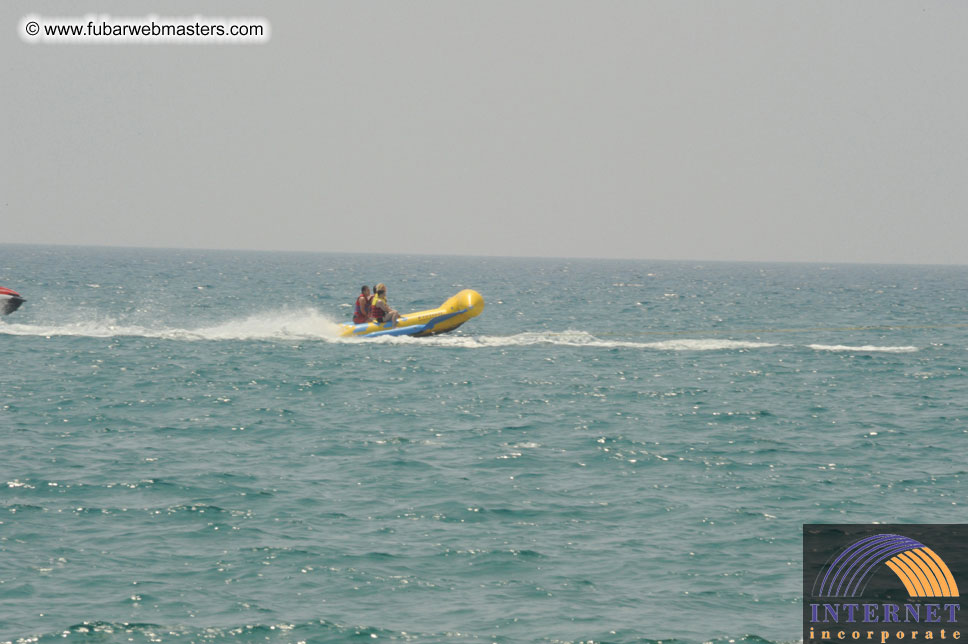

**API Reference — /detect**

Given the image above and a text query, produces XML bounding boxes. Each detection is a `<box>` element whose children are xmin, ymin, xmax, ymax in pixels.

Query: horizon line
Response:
<box><xmin>1</xmin><ymin>240</ymin><xmax>966</xmax><ymax>269</ymax></box>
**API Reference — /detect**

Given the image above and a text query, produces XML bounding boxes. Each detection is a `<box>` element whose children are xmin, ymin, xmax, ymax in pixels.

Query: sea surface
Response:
<box><xmin>2</xmin><ymin>245</ymin><xmax>967</xmax><ymax>644</ymax></box>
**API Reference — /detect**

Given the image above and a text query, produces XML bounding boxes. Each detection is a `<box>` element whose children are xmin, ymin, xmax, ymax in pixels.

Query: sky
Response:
<box><xmin>3</xmin><ymin>1</ymin><xmax>967</xmax><ymax>264</ymax></box>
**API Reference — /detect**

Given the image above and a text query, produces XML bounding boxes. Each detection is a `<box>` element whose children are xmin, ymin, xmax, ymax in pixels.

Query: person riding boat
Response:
<box><xmin>353</xmin><ymin>285</ymin><xmax>374</xmax><ymax>324</ymax></box>
<box><xmin>370</xmin><ymin>283</ymin><xmax>400</xmax><ymax>326</ymax></box>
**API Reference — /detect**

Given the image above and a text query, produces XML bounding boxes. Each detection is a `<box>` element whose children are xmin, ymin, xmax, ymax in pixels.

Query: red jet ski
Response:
<box><xmin>0</xmin><ymin>287</ymin><xmax>25</xmax><ymax>315</ymax></box>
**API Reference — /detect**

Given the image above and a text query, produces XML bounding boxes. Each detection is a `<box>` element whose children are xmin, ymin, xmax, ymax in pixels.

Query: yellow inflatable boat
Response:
<box><xmin>340</xmin><ymin>289</ymin><xmax>485</xmax><ymax>338</ymax></box>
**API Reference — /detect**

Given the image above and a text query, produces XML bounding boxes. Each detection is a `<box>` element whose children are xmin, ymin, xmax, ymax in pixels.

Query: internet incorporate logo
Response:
<box><xmin>804</xmin><ymin>525</ymin><xmax>966</xmax><ymax>644</ymax></box>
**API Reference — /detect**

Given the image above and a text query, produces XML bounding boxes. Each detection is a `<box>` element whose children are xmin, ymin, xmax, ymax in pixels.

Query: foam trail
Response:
<box><xmin>0</xmin><ymin>309</ymin><xmax>344</xmax><ymax>341</ymax></box>
<box><xmin>807</xmin><ymin>344</ymin><xmax>919</xmax><ymax>353</ymax></box>
<box><xmin>0</xmin><ymin>320</ymin><xmax>921</xmax><ymax>353</ymax></box>
<box><xmin>368</xmin><ymin>330</ymin><xmax>779</xmax><ymax>351</ymax></box>
<box><xmin>166</xmin><ymin>310</ymin><xmax>343</xmax><ymax>341</ymax></box>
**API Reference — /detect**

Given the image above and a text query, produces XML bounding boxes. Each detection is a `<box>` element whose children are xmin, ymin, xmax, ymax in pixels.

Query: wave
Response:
<box><xmin>4</xmin><ymin>620</ymin><xmax>783</xmax><ymax>644</ymax></box>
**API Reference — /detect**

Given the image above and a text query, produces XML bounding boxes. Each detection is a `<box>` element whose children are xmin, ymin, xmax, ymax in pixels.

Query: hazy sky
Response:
<box><xmin>3</xmin><ymin>1</ymin><xmax>967</xmax><ymax>263</ymax></box>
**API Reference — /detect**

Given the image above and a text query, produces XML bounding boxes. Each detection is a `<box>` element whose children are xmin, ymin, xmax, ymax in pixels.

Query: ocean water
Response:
<box><xmin>2</xmin><ymin>245</ymin><xmax>967</xmax><ymax>644</ymax></box>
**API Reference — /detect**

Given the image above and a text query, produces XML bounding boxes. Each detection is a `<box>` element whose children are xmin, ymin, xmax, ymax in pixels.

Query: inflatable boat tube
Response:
<box><xmin>340</xmin><ymin>289</ymin><xmax>484</xmax><ymax>338</ymax></box>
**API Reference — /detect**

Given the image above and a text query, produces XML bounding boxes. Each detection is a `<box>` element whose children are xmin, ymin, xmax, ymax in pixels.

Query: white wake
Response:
<box><xmin>0</xmin><ymin>319</ymin><xmax>922</xmax><ymax>353</ymax></box>
<box><xmin>806</xmin><ymin>344</ymin><xmax>919</xmax><ymax>353</ymax></box>
<box><xmin>0</xmin><ymin>309</ymin><xmax>344</xmax><ymax>341</ymax></box>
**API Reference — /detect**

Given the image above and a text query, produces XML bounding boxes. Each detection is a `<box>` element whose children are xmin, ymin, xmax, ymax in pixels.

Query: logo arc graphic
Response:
<box><xmin>815</xmin><ymin>533</ymin><xmax>960</xmax><ymax>598</ymax></box>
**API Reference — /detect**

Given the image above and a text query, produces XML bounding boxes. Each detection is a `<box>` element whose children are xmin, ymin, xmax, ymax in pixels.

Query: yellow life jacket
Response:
<box><xmin>371</xmin><ymin>293</ymin><xmax>388</xmax><ymax>320</ymax></box>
